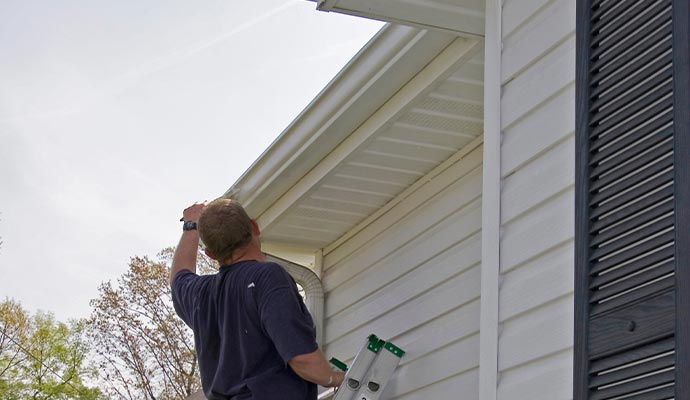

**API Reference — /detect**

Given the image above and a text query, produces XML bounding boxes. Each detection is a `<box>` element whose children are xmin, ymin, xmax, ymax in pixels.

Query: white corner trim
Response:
<box><xmin>479</xmin><ymin>0</ymin><xmax>501</xmax><ymax>399</ymax></box>
<box><xmin>256</xmin><ymin>36</ymin><xmax>482</xmax><ymax>233</ymax></box>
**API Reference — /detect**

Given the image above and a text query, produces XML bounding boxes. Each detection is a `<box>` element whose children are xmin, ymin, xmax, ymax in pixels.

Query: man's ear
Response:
<box><xmin>204</xmin><ymin>247</ymin><xmax>216</xmax><ymax>260</ymax></box>
<box><xmin>250</xmin><ymin>219</ymin><xmax>261</xmax><ymax>237</ymax></box>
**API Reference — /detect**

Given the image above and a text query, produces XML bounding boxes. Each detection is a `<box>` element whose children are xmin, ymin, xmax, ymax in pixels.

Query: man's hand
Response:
<box><xmin>181</xmin><ymin>202</ymin><xmax>206</xmax><ymax>222</ymax></box>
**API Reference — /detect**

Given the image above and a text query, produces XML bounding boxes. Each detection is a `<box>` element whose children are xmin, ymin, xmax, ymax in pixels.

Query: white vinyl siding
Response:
<box><xmin>321</xmin><ymin>143</ymin><xmax>483</xmax><ymax>399</ymax></box>
<box><xmin>498</xmin><ymin>1</ymin><xmax>576</xmax><ymax>400</ymax></box>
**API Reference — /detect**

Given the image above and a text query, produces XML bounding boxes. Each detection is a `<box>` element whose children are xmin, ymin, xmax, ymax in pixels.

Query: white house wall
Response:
<box><xmin>321</xmin><ymin>142</ymin><xmax>483</xmax><ymax>399</ymax></box>
<box><xmin>498</xmin><ymin>0</ymin><xmax>575</xmax><ymax>399</ymax></box>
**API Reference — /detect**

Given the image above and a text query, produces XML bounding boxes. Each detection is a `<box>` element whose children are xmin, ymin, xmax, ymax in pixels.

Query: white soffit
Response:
<box><xmin>227</xmin><ymin>24</ymin><xmax>457</xmax><ymax>218</ymax></box>
<box><xmin>257</xmin><ymin>39</ymin><xmax>484</xmax><ymax>249</ymax></box>
<box><xmin>310</xmin><ymin>0</ymin><xmax>485</xmax><ymax>38</ymax></box>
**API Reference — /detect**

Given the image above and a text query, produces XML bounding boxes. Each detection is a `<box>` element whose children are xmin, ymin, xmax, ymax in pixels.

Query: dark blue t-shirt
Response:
<box><xmin>172</xmin><ymin>260</ymin><xmax>318</xmax><ymax>400</ymax></box>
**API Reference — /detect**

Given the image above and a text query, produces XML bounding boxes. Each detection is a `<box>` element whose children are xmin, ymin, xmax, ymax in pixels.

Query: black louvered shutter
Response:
<box><xmin>575</xmin><ymin>1</ymin><xmax>690</xmax><ymax>400</ymax></box>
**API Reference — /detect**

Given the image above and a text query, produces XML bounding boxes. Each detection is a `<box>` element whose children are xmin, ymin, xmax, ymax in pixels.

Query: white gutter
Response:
<box><xmin>226</xmin><ymin>24</ymin><xmax>456</xmax><ymax>221</ymax></box>
<box><xmin>311</xmin><ymin>0</ymin><xmax>485</xmax><ymax>39</ymax></box>
<box><xmin>479</xmin><ymin>1</ymin><xmax>501</xmax><ymax>400</ymax></box>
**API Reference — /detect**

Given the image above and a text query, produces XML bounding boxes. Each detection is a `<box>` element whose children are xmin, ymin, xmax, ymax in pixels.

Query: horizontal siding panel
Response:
<box><xmin>502</xmin><ymin>35</ymin><xmax>576</xmax><ymax>130</ymax></box>
<box><xmin>501</xmin><ymin>86</ymin><xmax>575</xmax><ymax>177</ymax></box>
<box><xmin>501</xmin><ymin>0</ymin><xmax>575</xmax><ymax>83</ymax></box>
<box><xmin>501</xmin><ymin>188</ymin><xmax>574</xmax><ymax>273</ymax></box>
<box><xmin>390</xmin><ymin>300</ymin><xmax>480</xmax><ymax>366</ymax></box>
<box><xmin>326</xmin><ymin>264</ymin><xmax>480</xmax><ymax>357</ymax></box>
<box><xmin>497</xmin><ymin>350</ymin><xmax>573</xmax><ymax>400</ymax></box>
<box><xmin>502</xmin><ymin>0</ymin><xmax>553</xmax><ymax>38</ymax></box>
<box><xmin>394</xmin><ymin>368</ymin><xmax>479</xmax><ymax>400</ymax></box>
<box><xmin>324</xmin><ymin>145</ymin><xmax>482</xmax><ymax>268</ymax></box>
<box><xmin>325</xmin><ymin>233</ymin><xmax>481</xmax><ymax>341</ymax></box>
<box><xmin>501</xmin><ymin>136</ymin><xmax>575</xmax><ymax>224</ymax></box>
<box><xmin>382</xmin><ymin>335</ymin><xmax>480</xmax><ymax>398</ymax></box>
<box><xmin>324</xmin><ymin>170</ymin><xmax>482</xmax><ymax>291</ymax></box>
<box><xmin>325</xmin><ymin>198</ymin><xmax>481</xmax><ymax>317</ymax></box>
<box><xmin>498</xmin><ymin>295</ymin><xmax>574</xmax><ymax>371</ymax></box>
<box><xmin>500</xmin><ymin>241</ymin><xmax>574</xmax><ymax>322</ymax></box>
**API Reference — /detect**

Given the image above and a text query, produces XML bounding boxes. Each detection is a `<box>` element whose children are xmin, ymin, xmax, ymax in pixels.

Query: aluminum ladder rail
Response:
<box><xmin>331</xmin><ymin>334</ymin><xmax>405</xmax><ymax>400</ymax></box>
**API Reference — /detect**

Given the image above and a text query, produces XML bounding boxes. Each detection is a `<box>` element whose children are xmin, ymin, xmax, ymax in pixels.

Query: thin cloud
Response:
<box><xmin>0</xmin><ymin>0</ymin><xmax>301</xmax><ymax>124</ymax></box>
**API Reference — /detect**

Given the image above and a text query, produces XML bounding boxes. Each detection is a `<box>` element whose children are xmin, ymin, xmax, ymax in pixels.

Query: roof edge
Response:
<box><xmin>226</xmin><ymin>24</ymin><xmax>456</xmax><ymax>218</ymax></box>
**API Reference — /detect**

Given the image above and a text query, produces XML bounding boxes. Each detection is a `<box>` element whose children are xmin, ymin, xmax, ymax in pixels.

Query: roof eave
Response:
<box><xmin>311</xmin><ymin>0</ymin><xmax>485</xmax><ymax>38</ymax></box>
<box><xmin>227</xmin><ymin>24</ymin><xmax>456</xmax><ymax>219</ymax></box>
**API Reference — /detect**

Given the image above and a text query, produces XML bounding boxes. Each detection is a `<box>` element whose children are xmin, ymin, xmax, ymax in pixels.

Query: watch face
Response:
<box><xmin>183</xmin><ymin>221</ymin><xmax>197</xmax><ymax>231</ymax></box>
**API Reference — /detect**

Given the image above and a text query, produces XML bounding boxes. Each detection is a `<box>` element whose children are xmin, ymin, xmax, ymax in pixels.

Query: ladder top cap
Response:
<box><xmin>367</xmin><ymin>335</ymin><xmax>385</xmax><ymax>352</ymax></box>
<box><xmin>384</xmin><ymin>341</ymin><xmax>405</xmax><ymax>358</ymax></box>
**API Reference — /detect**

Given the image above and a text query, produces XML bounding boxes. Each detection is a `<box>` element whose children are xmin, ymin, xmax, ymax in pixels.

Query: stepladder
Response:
<box><xmin>330</xmin><ymin>334</ymin><xmax>405</xmax><ymax>400</ymax></box>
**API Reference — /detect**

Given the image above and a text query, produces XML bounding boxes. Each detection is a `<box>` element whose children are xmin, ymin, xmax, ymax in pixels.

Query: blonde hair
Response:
<box><xmin>198</xmin><ymin>198</ymin><xmax>253</xmax><ymax>263</ymax></box>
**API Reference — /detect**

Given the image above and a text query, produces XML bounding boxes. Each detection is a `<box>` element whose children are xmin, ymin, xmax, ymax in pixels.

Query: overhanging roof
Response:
<box><xmin>309</xmin><ymin>0</ymin><xmax>485</xmax><ymax>38</ymax></box>
<box><xmin>227</xmin><ymin>21</ymin><xmax>484</xmax><ymax>252</ymax></box>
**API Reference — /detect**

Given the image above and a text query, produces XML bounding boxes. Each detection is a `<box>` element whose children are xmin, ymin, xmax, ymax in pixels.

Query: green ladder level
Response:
<box><xmin>330</xmin><ymin>334</ymin><xmax>405</xmax><ymax>400</ymax></box>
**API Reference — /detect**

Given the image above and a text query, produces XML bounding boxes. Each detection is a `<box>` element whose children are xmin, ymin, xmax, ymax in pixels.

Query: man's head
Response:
<box><xmin>198</xmin><ymin>198</ymin><xmax>258</xmax><ymax>263</ymax></box>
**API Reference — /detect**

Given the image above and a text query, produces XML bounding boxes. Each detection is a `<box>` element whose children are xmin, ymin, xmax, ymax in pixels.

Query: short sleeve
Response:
<box><xmin>256</xmin><ymin>264</ymin><xmax>318</xmax><ymax>364</ymax></box>
<box><xmin>171</xmin><ymin>269</ymin><xmax>203</xmax><ymax>327</ymax></box>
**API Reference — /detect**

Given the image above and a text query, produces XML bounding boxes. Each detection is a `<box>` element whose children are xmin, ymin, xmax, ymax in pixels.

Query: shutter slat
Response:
<box><xmin>590</xmin><ymin>215</ymin><xmax>673</xmax><ymax>261</ymax></box>
<box><xmin>619</xmin><ymin>385</ymin><xmax>675</xmax><ymax>400</ymax></box>
<box><xmin>590</xmin><ymin>247</ymin><xmax>674</xmax><ymax>288</ymax></box>
<box><xmin>590</xmin><ymin>187</ymin><xmax>673</xmax><ymax>232</ymax></box>
<box><xmin>590</xmin><ymin>260</ymin><xmax>674</xmax><ymax>302</ymax></box>
<box><xmin>589</xmin><ymin>170</ymin><xmax>673</xmax><ymax>220</ymax></box>
<box><xmin>590</xmin><ymin>353</ymin><xmax>674</xmax><ymax>388</ymax></box>
<box><xmin>591</xmin><ymin>26</ymin><xmax>672</xmax><ymax>92</ymax></box>
<box><xmin>590</xmin><ymin>156</ymin><xmax>672</xmax><ymax>206</ymax></box>
<box><xmin>590</xmin><ymin>200</ymin><xmax>673</xmax><ymax>246</ymax></box>
<box><xmin>591</xmin><ymin>0</ymin><xmax>634</xmax><ymax>23</ymax></box>
<box><xmin>589</xmin><ymin>96</ymin><xmax>673</xmax><ymax>147</ymax></box>
<box><xmin>591</xmin><ymin>278</ymin><xmax>674</xmax><ymax>317</ymax></box>
<box><xmin>590</xmin><ymin>82</ymin><xmax>673</xmax><ymax>139</ymax></box>
<box><xmin>590</xmin><ymin>121</ymin><xmax>672</xmax><ymax>173</ymax></box>
<box><xmin>590</xmin><ymin>1</ymin><xmax>670</xmax><ymax>60</ymax></box>
<box><xmin>591</xmin><ymin>64</ymin><xmax>672</xmax><ymax>120</ymax></box>
<box><xmin>590</xmin><ymin>139</ymin><xmax>673</xmax><ymax>191</ymax></box>
<box><xmin>589</xmin><ymin>370</ymin><xmax>674</xmax><ymax>400</ymax></box>
<box><xmin>590</xmin><ymin>231</ymin><xmax>674</xmax><ymax>275</ymax></box>
<box><xmin>591</xmin><ymin>0</ymin><xmax>665</xmax><ymax>36</ymax></box>
<box><xmin>590</xmin><ymin>337</ymin><xmax>675</xmax><ymax>373</ymax></box>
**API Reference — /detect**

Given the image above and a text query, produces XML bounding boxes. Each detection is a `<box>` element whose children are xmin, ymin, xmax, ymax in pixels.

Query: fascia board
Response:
<box><xmin>311</xmin><ymin>0</ymin><xmax>485</xmax><ymax>38</ymax></box>
<box><xmin>227</xmin><ymin>24</ymin><xmax>455</xmax><ymax>218</ymax></box>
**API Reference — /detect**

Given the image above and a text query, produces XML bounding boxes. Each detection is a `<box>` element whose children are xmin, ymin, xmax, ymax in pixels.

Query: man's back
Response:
<box><xmin>172</xmin><ymin>260</ymin><xmax>318</xmax><ymax>400</ymax></box>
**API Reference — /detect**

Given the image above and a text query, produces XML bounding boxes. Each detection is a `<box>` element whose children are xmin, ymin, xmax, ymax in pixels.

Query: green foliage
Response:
<box><xmin>0</xmin><ymin>299</ymin><xmax>104</xmax><ymax>400</ymax></box>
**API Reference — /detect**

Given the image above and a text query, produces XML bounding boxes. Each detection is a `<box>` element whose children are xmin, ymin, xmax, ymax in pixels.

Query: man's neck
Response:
<box><xmin>223</xmin><ymin>245</ymin><xmax>264</xmax><ymax>266</ymax></box>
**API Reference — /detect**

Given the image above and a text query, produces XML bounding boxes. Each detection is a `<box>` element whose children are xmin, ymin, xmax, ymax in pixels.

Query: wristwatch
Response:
<box><xmin>182</xmin><ymin>221</ymin><xmax>198</xmax><ymax>231</ymax></box>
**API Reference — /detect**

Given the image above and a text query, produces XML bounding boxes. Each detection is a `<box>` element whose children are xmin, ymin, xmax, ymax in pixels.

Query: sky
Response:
<box><xmin>0</xmin><ymin>0</ymin><xmax>383</xmax><ymax>322</ymax></box>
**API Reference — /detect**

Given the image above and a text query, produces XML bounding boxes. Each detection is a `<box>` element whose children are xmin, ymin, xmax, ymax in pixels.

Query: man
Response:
<box><xmin>170</xmin><ymin>198</ymin><xmax>345</xmax><ymax>399</ymax></box>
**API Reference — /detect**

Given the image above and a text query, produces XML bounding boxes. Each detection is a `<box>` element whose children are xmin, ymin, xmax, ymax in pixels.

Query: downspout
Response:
<box><xmin>264</xmin><ymin>253</ymin><xmax>325</xmax><ymax>347</ymax></box>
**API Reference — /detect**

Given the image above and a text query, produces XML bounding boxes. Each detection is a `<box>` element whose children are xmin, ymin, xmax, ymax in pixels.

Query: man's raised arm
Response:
<box><xmin>170</xmin><ymin>203</ymin><xmax>205</xmax><ymax>284</ymax></box>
